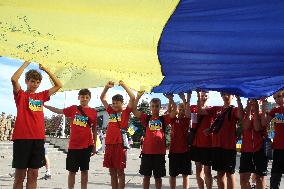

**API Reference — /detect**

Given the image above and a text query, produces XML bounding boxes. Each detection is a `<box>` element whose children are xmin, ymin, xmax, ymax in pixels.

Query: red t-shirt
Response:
<box><xmin>191</xmin><ymin>106</ymin><xmax>214</xmax><ymax>148</ymax></box>
<box><xmin>208</xmin><ymin>106</ymin><xmax>239</xmax><ymax>150</ymax></box>
<box><xmin>105</xmin><ymin>106</ymin><xmax>132</xmax><ymax>145</ymax></box>
<box><xmin>63</xmin><ymin>105</ymin><xmax>97</xmax><ymax>149</ymax></box>
<box><xmin>140</xmin><ymin>113</ymin><xmax>171</xmax><ymax>154</ymax></box>
<box><xmin>170</xmin><ymin>117</ymin><xmax>190</xmax><ymax>153</ymax></box>
<box><xmin>13</xmin><ymin>89</ymin><xmax>50</xmax><ymax>140</ymax></box>
<box><xmin>269</xmin><ymin>107</ymin><xmax>284</xmax><ymax>150</ymax></box>
<box><xmin>241</xmin><ymin>116</ymin><xmax>264</xmax><ymax>152</ymax></box>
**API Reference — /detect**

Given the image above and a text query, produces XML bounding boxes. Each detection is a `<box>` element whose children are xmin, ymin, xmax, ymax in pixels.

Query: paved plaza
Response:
<box><xmin>0</xmin><ymin>141</ymin><xmax>283</xmax><ymax>189</ymax></box>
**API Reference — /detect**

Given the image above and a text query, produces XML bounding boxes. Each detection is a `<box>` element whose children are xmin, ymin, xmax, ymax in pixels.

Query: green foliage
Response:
<box><xmin>45</xmin><ymin>114</ymin><xmax>71</xmax><ymax>137</ymax></box>
<box><xmin>45</xmin><ymin>114</ymin><xmax>63</xmax><ymax>136</ymax></box>
<box><xmin>130</xmin><ymin>100</ymin><xmax>150</xmax><ymax>142</ymax></box>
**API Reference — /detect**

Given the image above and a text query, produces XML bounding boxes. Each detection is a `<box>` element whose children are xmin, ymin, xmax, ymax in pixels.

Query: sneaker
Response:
<box><xmin>44</xmin><ymin>174</ymin><xmax>51</xmax><ymax>180</ymax></box>
<box><xmin>251</xmin><ymin>184</ymin><xmax>256</xmax><ymax>189</ymax></box>
<box><xmin>40</xmin><ymin>174</ymin><xmax>51</xmax><ymax>180</ymax></box>
<box><xmin>9</xmin><ymin>172</ymin><xmax>15</xmax><ymax>178</ymax></box>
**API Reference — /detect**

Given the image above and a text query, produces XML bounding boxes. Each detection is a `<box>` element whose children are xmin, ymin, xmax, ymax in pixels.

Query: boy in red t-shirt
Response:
<box><xmin>239</xmin><ymin>99</ymin><xmax>268</xmax><ymax>189</ymax></box>
<box><xmin>11</xmin><ymin>61</ymin><xmax>62</xmax><ymax>189</ymax></box>
<box><xmin>100</xmin><ymin>81</ymin><xmax>135</xmax><ymax>189</ymax></box>
<box><xmin>261</xmin><ymin>90</ymin><xmax>284</xmax><ymax>189</ymax></box>
<box><xmin>200</xmin><ymin>92</ymin><xmax>243</xmax><ymax>189</ymax></box>
<box><xmin>132</xmin><ymin>91</ymin><xmax>176</xmax><ymax>189</ymax></box>
<box><xmin>44</xmin><ymin>89</ymin><xmax>97</xmax><ymax>189</ymax></box>
<box><xmin>190</xmin><ymin>91</ymin><xmax>214</xmax><ymax>189</ymax></box>
<box><xmin>168</xmin><ymin>92</ymin><xmax>192</xmax><ymax>189</ymax></box>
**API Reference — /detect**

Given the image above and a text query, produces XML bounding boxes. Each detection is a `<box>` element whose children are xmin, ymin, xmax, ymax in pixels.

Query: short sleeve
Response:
<box><xmin>207</xmin><ymin>106</ymin><xmax>216</xmax><ymax>117</ymax></box>
<box><xmin>13</xmin><ymin>88</ymin><xmax>24</xmax><ymax>104</ymax></box>
<box><xmin>124</xmin><ymin>106</ymin><xmax>132</xmax><ymax>114</ymax></box>
<box><xmin>140</xmin><ymin>113</ymin><xmax>148</xmax><ymax>127</ymax></box>
<box><xmin>39</xmin><ymin>90</ymin><xmax>50</xmax><ymax>102</ymax></box>
<box><xmin>233</xmin><ymin>107</ymin><xmax>239</xmax><ymax>120</ymax></box>
<box><xmin>106</xmin><ymin>106</ymin><xmax>113</xmax><ymax>114</ymax></box>
<box><xmin>163</xmin><ymin>114</ymin><xmax>172</xmax><ymax>125</ymax></box>
<box><xmin>63</xmin><ymin>105</ymin><xmax>75</xmax><ymax>118</ymax></box>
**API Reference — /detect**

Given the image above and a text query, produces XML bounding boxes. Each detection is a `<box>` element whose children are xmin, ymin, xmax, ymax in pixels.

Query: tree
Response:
<box><xmin>45</xmin><ymin>114</ymin><xmax>63</xmax><ymax>136</ymax></box>
<box><xmin>130</xmin><ymin>100</ymin><xmax>150</xmax><ymax>142</ymax></box>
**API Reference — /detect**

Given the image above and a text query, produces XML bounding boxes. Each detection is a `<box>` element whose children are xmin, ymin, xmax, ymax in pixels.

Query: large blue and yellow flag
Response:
<box><xmin>0</xmin><ymin>0</ymin><xmax>179</xmax><ymax>91</ymax></box>
<box><xmin>1</xmin><ymin>0</ymin><xmax>284</xmax><ymax>98</ymax></box>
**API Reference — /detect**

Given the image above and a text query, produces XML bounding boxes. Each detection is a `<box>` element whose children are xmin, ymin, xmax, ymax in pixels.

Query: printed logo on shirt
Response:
<box><xmin>29</xmin><ymin>98</ymin><xmax>43</xmax><ymax>111</ymax></box>
<box><xmin>109</xmin><ymin>113</ymin><xmax>122</xmax><ymax>123</ymax></box>
<box><xmin>271</xmin><ymin>113</ymin><xmax>284</xmax><ymax>124</ymax></box>
<box><xmin>217</xmin><ymin>111</ymin><xmax>222</xmax><ymax>115</ymax></box>
<box><xmin>148</xmin><ymin>120</ymin><xmax>162</xmax><ymax>131</ymax></box>
<box><xmin>73</xmin><ymin>114</ymin><xmax>88</xmax><ymax>127</ymax></box>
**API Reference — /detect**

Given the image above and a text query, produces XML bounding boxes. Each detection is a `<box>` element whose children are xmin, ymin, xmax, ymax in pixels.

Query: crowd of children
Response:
<box><xmin>9</xmin><ymin>61</ymin><xmax>284</xmax><ymax>189</ymax></box>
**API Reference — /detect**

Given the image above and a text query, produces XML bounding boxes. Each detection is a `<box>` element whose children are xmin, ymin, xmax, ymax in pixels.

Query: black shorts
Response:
<box><xmin>12</xmin><ymin>139</ymin><xmax>45</xmax><ymax>169</ymax></box>
<box><xmin>271</xmin><ymin>149</ymin><xmax>284</xmax><ymax>174</ymax></box>
<box><xmin>239</xmin><ymin>148</ymin><xmax>268</xmax><ymax>176</ymax></box>
<box><xmin>169</xmin><ymin>152</ymin><xmax>192</xmax><ymax>177</ymax></box>
<box><xmin>190</xmin><ymin>146</ymin><xmax>212</xmax><ymax>166</ymax></box>
<box><xmin>139</xmin><ymin>154</ymin><xmax>166</xmax><ymax>178</ymax></box>
<box><xmin>211</xmin><ymin>148</ymin><xmax>236</xmax><ymax>174</ymax></box>
<box><xmin>66</xmin><ymin>146</ymin><xmax>93</xmax><ymax>172</ymax></box>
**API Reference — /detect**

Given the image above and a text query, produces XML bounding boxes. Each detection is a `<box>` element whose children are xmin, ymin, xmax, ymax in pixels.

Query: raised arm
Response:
<box><xmin>185</xmin><ymin>92</ymin><xmax>192</xmax><ymax>118</ymax></box>
<box><xmin>132</xmin><ymin>91</ymin><xmax>144</xmax><ymax>118</ymax></box>
<box><xmin>236</xmin><ymin>96</ymin><xmax>244</xmax><ymax>121</ymax></box>
<box><xmin>39</xmin><ymin>64</ymin><xmax>63</xmax><ymax>97</ymax></box>
<box><xmin>243</xmin><ymin>99</ymin><xmax>252</xmax><ymax>130</ymax></box>
<box><xmin>261</xmin><ymin>98</ymin><xmax>272</xmax><ymax>127</ymax></box>
<box><xmin>11</xmin><ymin>61</ymin><xmax>30</xmax><ymax>93</ymax></box>
<box><xmin>179</xmin><ymin>92</ymin><xmax>191</xmax><ymax>118</ymax></box>
<box><xmin>165</xmin><ymin>93</ymin><xmax>177</xmax><ymax>118</ymax></box>
<box><xmin>119</xmin><ymin>80</ymin><xmax>135</xmax><ymax>109</ymax></box>
<box><xmin>197</xmin><ymin>91</ymin><xmax>209</xmax><ymax>115</ymax></box>
<box><xmin>164</xmin><ymin>93</ymin><xmax>173</xmax><ymax>113</ymax></box>
<box><xmin>252</xmin><ymin>100</ymin><xmax>262</xmax><ymax>132</ymax></box>
<box><xmin>100</xmin><ymin>81</ymin><xmax>114</xmax><ymax>109</ymax></box>
<box><xmin>44</xmin><ymin>105</ymin><xmax>64</xmax><ymax>114</ymax></box>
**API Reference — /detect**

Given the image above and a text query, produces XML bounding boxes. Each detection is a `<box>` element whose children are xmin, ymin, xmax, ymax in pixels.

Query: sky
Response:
<box><xmin>0</xmin><ymin>56</ymin><xmax>274</xmax><ymax>117</ymax></box>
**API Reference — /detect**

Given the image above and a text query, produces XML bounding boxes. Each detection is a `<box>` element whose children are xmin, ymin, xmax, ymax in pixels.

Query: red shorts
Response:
<box><xmin>103</xmin><ymin>144</ymin><xmax>126</xmax><ymax>169</ymax></box>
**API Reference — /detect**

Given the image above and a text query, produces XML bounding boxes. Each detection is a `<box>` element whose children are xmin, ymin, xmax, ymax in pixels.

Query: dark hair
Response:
<box><xmin>78</xmin><ymin>89</ymin><xmax>91</xmax><ymax>97</ymax></box>
<box><xmin>150</xmin><ymin>98</ymin><xmax>161</xmax><ymax>106</ymax></box>
<box><xmin>220</xmin><ymin>92</ymin><xmax>231</xmax><ymax>97</ymax></box>
<box><xmin>112</xmin><ymin>94</ymin><xmax>124</xmax><ymax>102</ymax></box>
<box><xmin>201</xmin><ymin>90</ymin><xmax>209</xmax><ymax>94</ymax></box>
<box><xmin>25</xmin><ymin>69</ymin><xmax>42</xmax><ymax>81</ymax></box>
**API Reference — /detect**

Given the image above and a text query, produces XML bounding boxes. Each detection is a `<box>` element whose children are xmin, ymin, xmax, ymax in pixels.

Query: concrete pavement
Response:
<box><xmin>0</xmin><ymin>141</ymin><xmax>283</xmax><ymax>188</ymax></box>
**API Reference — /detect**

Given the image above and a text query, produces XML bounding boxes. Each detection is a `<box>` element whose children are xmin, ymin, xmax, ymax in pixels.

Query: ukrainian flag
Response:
<box><xmin>0</xmin><ymin>0</ymin><xmax>179</xmax><ymax>91</ymax></box>
<box><xmin>1</xmin><ymin>0</ymin><xmax>284</xmax><ymax>98</ymax></box>
<box><xmin>127</xmin><ymin>125</ymin><xmax>137</xmax><ymax>136</ymax></box>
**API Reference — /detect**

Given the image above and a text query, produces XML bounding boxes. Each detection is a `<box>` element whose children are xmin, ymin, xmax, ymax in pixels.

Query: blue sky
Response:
<box><xmin>0</xmin><ymin>56</ymin><xmax>272</xmax><ymax>117</ymax></box>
